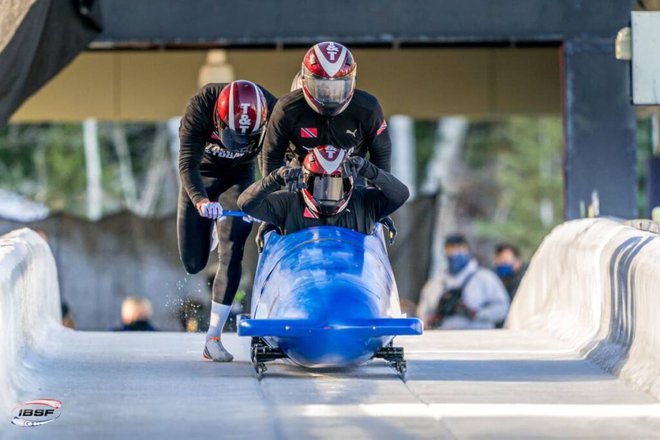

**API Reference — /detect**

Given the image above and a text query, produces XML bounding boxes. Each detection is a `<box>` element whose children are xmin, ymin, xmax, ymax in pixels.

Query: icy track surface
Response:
<box><xmin>5</xmin><ymin>329</ymin><xmax>660</xmax><ymax>439</ymax></box>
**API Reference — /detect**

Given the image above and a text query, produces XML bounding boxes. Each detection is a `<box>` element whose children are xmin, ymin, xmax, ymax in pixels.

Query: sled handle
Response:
<box><xmin>222</xmin><ymin>210</ymin><xmax>247</xmax><ymax>217</ymax></box>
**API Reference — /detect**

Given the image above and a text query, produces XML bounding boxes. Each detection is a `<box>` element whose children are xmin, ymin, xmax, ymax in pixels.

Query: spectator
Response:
<box><xmin>493</xmin><ymin>242</ymin><xmax>527</xmax><ymax>301</ymax></box>
<box><xmin>61</xmin><ymin>300</ymin><xmax>75</xmax><ymax>329</ymax></box>
<box><xmin>115</xmin><ymin>297</ymin><xmax>157</xmax><ymax>331</ymax></box>
<box><xmin>417</xmin><ymin>234</ymin><xmax>510</xmax><ymax>329</ymax></box>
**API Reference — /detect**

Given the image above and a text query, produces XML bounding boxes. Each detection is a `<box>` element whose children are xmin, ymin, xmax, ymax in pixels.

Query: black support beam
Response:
<box><xmin>95</xmin><ymin>0</ymin><xmax>632</xmax><ymax>48</ymax></box>
<box><xmin>563</xmin><ymin>39</ymin><xmax>637</xmax><ymax>219</ymax></box>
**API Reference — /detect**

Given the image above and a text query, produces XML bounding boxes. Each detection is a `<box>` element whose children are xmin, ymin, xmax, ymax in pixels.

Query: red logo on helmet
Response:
<box><xmin>304</xmin><ymin>42</ymin><xmax>356</xmax><ymax>79</ymax></box>
<box><xmin>303</xmin><ymin>207</ymin><xmax>319</xmax><ymax>219</ymax></box>
<box><xmin>216</xmin><ymin>80</ymin><xmax>267</xmax><ymax>134</ymax></box>
<box><xmin>304</xmin><ymin>145</ymin><xmax>345</xmax><ymax>175</ymax></box>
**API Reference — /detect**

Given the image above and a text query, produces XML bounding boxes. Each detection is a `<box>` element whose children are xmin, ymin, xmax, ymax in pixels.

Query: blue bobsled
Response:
<box><xmin>237</xmin><ymin>224</ymin><xmax>423</xmax><ymax>375</ymax></box>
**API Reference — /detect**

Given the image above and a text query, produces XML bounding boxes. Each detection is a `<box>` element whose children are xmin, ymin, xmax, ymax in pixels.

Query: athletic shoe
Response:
<box><xmin>203</xmin><ymin>337</ymin><xmax>234</xmax><ymax>362</ymax></box>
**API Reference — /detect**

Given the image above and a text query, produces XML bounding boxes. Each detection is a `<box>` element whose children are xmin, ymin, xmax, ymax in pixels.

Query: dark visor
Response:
<box><xmin>220</xmin><ymin>129</ymin><xmax>262</xmax><ymax>153</ymax></box>
<box><xmin>311</xmin><ymin>175</ymin><xmax>344</xmax><ymax>202</ymax></box>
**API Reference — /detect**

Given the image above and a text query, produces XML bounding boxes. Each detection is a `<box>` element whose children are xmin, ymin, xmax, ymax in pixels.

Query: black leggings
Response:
<box><xmin>177</xmin><ymin>166</ymin><xmax>254</xmax><ymax>305</ymax></box>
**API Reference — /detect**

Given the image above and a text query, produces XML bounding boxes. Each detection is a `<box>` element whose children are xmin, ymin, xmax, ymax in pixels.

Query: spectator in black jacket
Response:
<box><xmin>178</xmin><ymin>80</ymin><xmax>277</xmax><ymax>362</ymax></box>
<box><xmin>493</xmin><ymin>243</ymin><xmax>527</xmax><ymax>301</ymax></box>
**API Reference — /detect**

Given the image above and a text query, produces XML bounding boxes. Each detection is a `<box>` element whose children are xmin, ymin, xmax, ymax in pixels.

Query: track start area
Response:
<box><xmin>5</xmin><ymin>329</ymin><xmax>660</xmax><ymax>439</ymax></box>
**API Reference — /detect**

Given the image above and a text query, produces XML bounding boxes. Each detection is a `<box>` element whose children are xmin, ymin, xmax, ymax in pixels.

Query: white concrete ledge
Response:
<box><xmin>0</xmin><ymin>228</ymin><xmax>62</xmax><ymax>416</ymax></box>
<box><xmin>508</xmin><ymin>218</ymin><xmax>660</xmax><ymax>399</ymax></box>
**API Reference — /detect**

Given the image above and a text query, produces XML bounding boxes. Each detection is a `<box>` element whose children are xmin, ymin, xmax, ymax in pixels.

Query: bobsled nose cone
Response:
<box><xmin>272</xmin><ymin>281</ymin><xmax>385</xmax><ymax>368</ymax></box>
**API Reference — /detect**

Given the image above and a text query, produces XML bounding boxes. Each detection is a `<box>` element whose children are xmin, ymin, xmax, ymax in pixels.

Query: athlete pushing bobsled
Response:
<box><xmin>256</xmin><ymin>41</ymin><xmax>398</xmax><ymax>248</ymax></box>
<box><xmin>261</xmin><ymin>41</ymin><xmax>391</xmax><ymax>174</ymax></box>
<box><xmin>177</xmin><ymin>80</ymin><xmax>276</xmax><ymax>363</ymax></box>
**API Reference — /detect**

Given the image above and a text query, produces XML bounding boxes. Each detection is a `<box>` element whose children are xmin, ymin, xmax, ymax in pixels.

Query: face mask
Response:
<box><xmin>495</xmin><ymin>264</ymin><xmax>515</xmax><ymax>278</ymax></box>
<box><xmin>447</xmin><ymin>252</ymin><xmax>470</xmax><ymax>274</ymax></box>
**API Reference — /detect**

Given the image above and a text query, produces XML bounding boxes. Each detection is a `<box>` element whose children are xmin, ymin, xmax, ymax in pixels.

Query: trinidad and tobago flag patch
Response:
<box><xmin>300</xmin><ymin>127</ymin><xmax>318</xmax><ymax>138</ymax></box>
<box><xmin>376</xmin><ymin>120</ymin><xmax>388</xmax><ymax>136</ymax></box>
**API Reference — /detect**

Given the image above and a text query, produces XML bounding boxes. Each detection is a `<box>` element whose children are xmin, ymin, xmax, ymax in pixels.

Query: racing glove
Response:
<box><xmin>276</xmin><ymin>166</ymin><xmax>306</xmax><ymax>192</ymax></box>
<box><xmin>197</xmin><ymin>200</ymin><xmax>223</xmax><ymax>219</ymax></box>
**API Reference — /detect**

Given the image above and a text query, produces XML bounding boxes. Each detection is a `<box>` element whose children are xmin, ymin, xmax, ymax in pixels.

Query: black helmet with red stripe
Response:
<box><xmin>301</xmin><ymin>42</ymin><xmax>357</xmax><ymax>117</ymax></box>
<box><xmin>215</xmin><ymin>80</ymin><xmax>268</xmax><ymax>153</ymax></box>
<box><xmin>301</xmin><ymin>145</ymin><xmax>354</xmax><ymax>217</ymax></box>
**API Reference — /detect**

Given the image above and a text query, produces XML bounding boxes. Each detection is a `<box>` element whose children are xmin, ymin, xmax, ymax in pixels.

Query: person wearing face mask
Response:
<box><xmin>493</xmin><ymin>243</ymin><xmax>527</xmax><ymax>301</ymax></box>
<box><xmin>417</xmin><ymin>234</ymin><xmax>510</xmax><ymax>329</ymax></box>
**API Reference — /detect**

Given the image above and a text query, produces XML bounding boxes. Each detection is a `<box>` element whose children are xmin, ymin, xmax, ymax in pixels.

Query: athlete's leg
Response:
<box><xmin>176</xmin><ymin>183</ymin><xmax>214</xmax><ymax>274</ymax></box>
<box><xmin>212</xmin><ymin>174</ymin><xmax>254</xmax><ymax>305</ymax></box>
<box><xmin>204</xmin><ymin>165</ymin><xmax>255</xmax><ymax>362</ymax></box>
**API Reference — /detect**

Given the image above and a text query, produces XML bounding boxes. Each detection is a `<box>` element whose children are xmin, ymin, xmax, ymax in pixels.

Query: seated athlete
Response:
<box><xmin>237</xmin><ymin>145</ymin><xmax>409</xmax><ymax>235</ymax></box>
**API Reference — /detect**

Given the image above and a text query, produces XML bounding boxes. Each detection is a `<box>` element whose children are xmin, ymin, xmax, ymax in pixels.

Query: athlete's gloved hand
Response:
<box><xmin>276</xmin><ymin>166</ymin><xmax>306</xmax><ymax>192</ymax></box>
<box><xmin>379</xmin><ymin>216</ymin><xmax>397</xmax><ymax>245</ymax></box>
<box><xmin>343</xmin><ymin>156</ymin><xmax>366</xmax><ymax>180</ymax></box>
<box><xmin>196</xmin><ymin>200</ymin><xmax>223</xmax><ymax>219</ymax></box>
<box><xmin>256</xmin><ymin>222</ymin><xmax>278</xmax><ymax>253</ymax></box>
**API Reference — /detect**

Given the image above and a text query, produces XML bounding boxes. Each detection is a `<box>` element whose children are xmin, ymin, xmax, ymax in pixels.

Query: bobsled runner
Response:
<box><xmin>237</xmin><ymin>223</ymin><xmax>423</xmax><ymax>379</ymax></box>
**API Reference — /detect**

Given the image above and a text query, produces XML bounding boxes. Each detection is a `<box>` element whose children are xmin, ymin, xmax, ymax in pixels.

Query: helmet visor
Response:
<box><xmin>306</xmin><ymin>173</ymin><xmax>345</xmax><ymax>209</ymax></box>
<box><xmin>220</xmin><ymin>128</ymin><xmax>263</xmax><ymax>153</ymax></box>
<box><xmin>303</xmin><ymin>72</ymin><xmax>355</xmax><ymax>107</ymax></box>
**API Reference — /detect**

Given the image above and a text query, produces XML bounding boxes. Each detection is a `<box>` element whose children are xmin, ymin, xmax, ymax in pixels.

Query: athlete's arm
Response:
<box><xmin>179</xmin><ymin>93</ymin><xmax>213</xmax><ymax>206</ymax></box>
<box><xmin>358</xmin><ymin>159</ymin><xmax>409</xmax><ymax>219</ymax></box>
<box><xmin>364</xmin><ymin>100</ymin><xmax>392</xmax><ymax>172</ymax></box>
<box><xmin>261</xmin><ymin>100</ymin><xmax>291</xmax><ymax>176</ymax></box>
<box><xmin>238</xmin><ymin>168</ymin><xmax>292</xmax><ymax>227</ymax></box>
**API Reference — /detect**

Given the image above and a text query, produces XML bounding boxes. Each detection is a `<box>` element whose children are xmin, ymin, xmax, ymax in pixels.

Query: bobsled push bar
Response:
<box><xmin>238</xmin><ymin>318</ymin><xmax>423</xmax><ymax>337</ymax></box>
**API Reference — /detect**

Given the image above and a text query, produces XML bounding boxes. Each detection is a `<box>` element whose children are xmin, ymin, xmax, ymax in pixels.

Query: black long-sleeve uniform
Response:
<box><xmin>238</xmin><ymin>161</ymin><xmax>409</xmax><ymax>235</ymax></box>
<box><xmin>177</xmin><ymin>82</ymin><xmax>277</xmax><ymax>305</ymax></box>
<box><xmin>261</xmin><ymin>89</ymin><xmax>391</xmax><ymax>176</ymax></box>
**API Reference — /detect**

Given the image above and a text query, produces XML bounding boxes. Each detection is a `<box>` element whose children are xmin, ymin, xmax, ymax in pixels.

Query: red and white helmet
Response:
<box><xmin>301</xmin><ymin>145</ymin><xmax>354</xmax><ymax>217</ymax></box>
<box><xmin>301</xmin><ymin>42</ymin><xmax>357</xmax><ymax>116</ymax></box>
<box><xmin>215</xmin><ymin>80</ymin><xmax>268</xmax><ymax>152</ymax></box>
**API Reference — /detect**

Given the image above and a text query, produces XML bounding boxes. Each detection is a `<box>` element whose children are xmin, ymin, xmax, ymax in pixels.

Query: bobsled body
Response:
<box><xmin>238</xmin><ymin>225</ymin><xmax>422</xmax><ymax>368</ymax></box>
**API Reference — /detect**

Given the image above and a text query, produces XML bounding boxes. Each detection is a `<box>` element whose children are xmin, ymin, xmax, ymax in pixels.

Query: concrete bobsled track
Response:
<box><xmin>2</xmin><ymin>222</ymin><xmax>660</xmax><ymax>439</ymax></box>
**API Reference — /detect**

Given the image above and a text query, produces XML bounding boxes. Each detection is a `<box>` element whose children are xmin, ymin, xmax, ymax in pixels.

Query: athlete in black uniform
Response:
<box><xmin>178</xmin><ymin>80</ymin><xmax>276</xmax><ymax>362</ymax></box>
<box><xmin>239</xmin><ymin>145</ymin><xmax>409</xmax><ymax>235</ymax></box>
<box><xmin>256</xmin><ymin>41</ymin><xmax>396</xmax><ymax>247</ymax></box>
<box><xmin>261</xmin><ymin>41</ymin><xmax>391</xmax><ymax>175</ymax></box>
